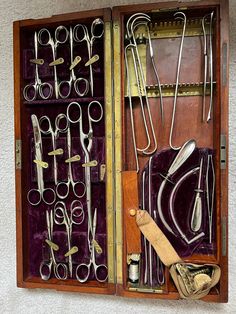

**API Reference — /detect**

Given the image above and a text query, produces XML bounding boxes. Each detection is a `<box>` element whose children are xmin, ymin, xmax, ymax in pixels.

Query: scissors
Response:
<box><xmin>54</xmin><ymin>200</ymin><xmax>85</xmax><ymax>277</ymax></box>
<box><xmin>75</xmin><ymin>208</ymin><xmax>108</xmax><ymax>283</ymax></box>
<box><xmin>56</xmin><ymin>122</ymin><xmax>86</xmax><ymax>199</ymax></box>
<box><xmin>27</xmin><ymin>114</ymin><xmax>56</xmax><ymax>206</ymax></box>
<box><xmin>23</xmin><ymin>32</ymin><xmax>53</xmax><ymax>101</ymax></box>
<box><xmin>67</xmin><ymin>101</ymin><xmax>103</xmax><ymax>233</ymax></box>
<box><xmin>40</xmin><ymin>209</ymin><xmax>68</xmax><ymax>280</ymax></box>
<box><xmin>58</xmin><ymin>26</ymin><xmax>89</xmax><ymax>98</ymax></box>
<box><xmin>73</xmin><ymin>18</ymin><xmax>104</xmax><ymax>96</ymax></box>
<box><xmin>39</xmin><ymin>114</ymin><xmax>68</xmax><ymax>186</ymax></box>
<box><xmin>38</xmin><ymin>26</ymin><xmax>69</xmax><ymax>99</ymax></box>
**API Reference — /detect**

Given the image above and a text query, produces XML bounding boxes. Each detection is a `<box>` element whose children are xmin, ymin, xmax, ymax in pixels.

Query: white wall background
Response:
<box><xmin>0</xmin><ymin>0</ymin><xmax>235</xmax><ymax>313</ymax></box>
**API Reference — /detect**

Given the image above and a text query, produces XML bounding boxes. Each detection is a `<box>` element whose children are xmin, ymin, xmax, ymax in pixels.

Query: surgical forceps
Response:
<box><xmin>206</xmin><ymin>154</ymin><xmax>215</xmax><ymax>243</ymax></box>
<box><xmin>58</xmin><ymin>26</ymin><xmax>89</xmax><ymax>98</ymax></box>
<box><xmin>169</xmin><ymin>12</ymin><xmax>187</xmax><ymax>150</ymax></box>
<box><xmin>38</xmin><ymin>26</ymin><xmax>69</xmax><ymax>99</ymax></box>
<box><xmin>54</xmin><ymin>200</ymin><xmax>85</xmax><ymax>277</ymax></box>
<box><xmin>56</xmin><ymin>122</ymin><xmax>86</xmax><ymax>199</ymax></box>
<box><xmin>40</xmin><ymin>210</ymin><xmax>68</xmax><ymax>280</ymax></box>
<box><xmin>191</xmin><ymin>157</ymin><xmax>203</xmax><ymax>232</ymax></box>
<box><xmin>27</xmin><ymin>114</ymin><xmax>56</xmax><ymax>206</ymax></box>
<box><xmin>23</xmin><ymin>32</ymin><xmax>53</xmax><ymax>101</ymax></box>
<box><xmin>125</xmin><ymin>13</ymin><xmax>157</xmax><ymax>172</ymax></box>
<box><xmin>67</xmin><ymin>101</ymin><xmax>103</xmax><ymax>234</ymax></box>
<box><xmin>73</xmin><ymin>18</ymin><xmax>104</xmax><ymax>96</ymax></box>
<box><xmin>75</xmin><ymin>208</ymin><xmax>108</xmax><ymax>283</ymax></box>
<box><xmin>169</xmin><ymin>167</ymin><xmax>205</xmax><ymax>244</ymax></box>
<box><xmin>39</xmin><ymin>114</ymin><xmax>68</xmax><ymax>186</ymax></box>
<box><xmin>202</xmin><ymin>12</ymin><xmax>214</xmax><ymax>122</ymax></box>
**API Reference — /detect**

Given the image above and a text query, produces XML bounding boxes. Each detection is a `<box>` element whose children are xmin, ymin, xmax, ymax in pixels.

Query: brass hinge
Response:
<box><xmin>220</xmin><ymin>134</ymin><xmax>227</xmax><ymax>170</ymax></box>
<box><xmin>152</xmin><ymin>7</ymin><xmax>188</xmax><ymax>13</ymax></box>
<box><xmin>129</xmin><ymin>287</ymin><xmax>164</xmax><ymax>294</ymax></box>
<box><xmin>15</xmin><ymin>139</ymin><xmax>22</xmax><ymax>170</ymax></box>
<box><xmin>221</xmin><ymin>216</ymin><xmax>227</xmax><ymax>257</ymax></box>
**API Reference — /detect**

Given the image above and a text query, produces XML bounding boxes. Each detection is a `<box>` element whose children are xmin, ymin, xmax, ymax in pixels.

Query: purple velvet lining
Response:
<box><xmin>22</xmin><ymin>21</ymin><xmax>107</xmax><ymax>282</ymax></box>
<box><xmin>140</xmin><ymin>147</ymin><xmax>216</xmax><ymax>258</ymax></box>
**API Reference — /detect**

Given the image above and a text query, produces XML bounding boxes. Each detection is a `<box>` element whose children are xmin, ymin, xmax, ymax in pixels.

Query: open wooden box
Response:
<box><xmin>14</xmin><ymin>0</ymin><xmax>229</xmax><ymax>302</ymax></box>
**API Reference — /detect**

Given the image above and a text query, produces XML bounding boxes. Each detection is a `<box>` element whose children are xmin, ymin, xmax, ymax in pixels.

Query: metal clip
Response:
<box><xmin>70</xmin><ymin>56</ymin><xmax>81</xmax><ymax>70</ymax></box>
<box><xmin>30</xmin><ymin>58</ymin><xmax>44</xmax><ymax>65</ymax></box>
<box><xmin>93</xmin><ymin>239</ymin><xmax>102</xmax><ymax>254</ymax></box>
<box><xmin>48</xmin><ymin>148</ymin><xmax>64</xmax><ymax>156</ymax></box>
<box><xmin>65</xmin><ymin>155</ymin><xmax>81</xmax><ymax>163</ymax></box>
<box><xmin>33</xmin><ymin>159</ymin><xmax>48</xmax><ymax>168</ymax></box>
<box><xmin>85</xmin><ymin>54</ymin><xmax>99</xmax><ymax>66</ymax></box>
<box><xmin>45</xmin><ymin>239</ymin><xmax>59</xmax><ymax>251</ymax></box>
<box><xmin>64</xmin><ymin>246</ymin><xmax>78</xmax><ymax>257</ymax></box>
<box><xmin>100</xmin><ymin>164</ymin><xmax>106</xmax><ymax>180</ymax></box>
<box><xmin>49</xmin><ymin>57</ymin><xmax>64</xmax><ymax>66</ymax></box>
<box><xmin>82</xmin><ymin>160</ymin><xmax>98</xmax><ymax>167</ymax></box>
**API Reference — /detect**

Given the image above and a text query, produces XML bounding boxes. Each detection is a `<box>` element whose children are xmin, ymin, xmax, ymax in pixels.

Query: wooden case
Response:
<box><xmin>14</xmin><ymin>0</ymin><xmax>229</xmax><ymax>302</ymax></box>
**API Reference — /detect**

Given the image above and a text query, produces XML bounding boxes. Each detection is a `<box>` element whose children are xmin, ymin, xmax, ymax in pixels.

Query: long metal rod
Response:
<box><xmin>142</xmin><ymin>171</ymin><xmax>148</xmax><ymax>284</ymax></box>
<box><xmin>207</xmin><ymin>12</ymin><xmax>214</xmax><ymax>122</ymax></box>
<box><xmin>206</xmin><ymin>154</ymin><xmax>215</xmax><ymax>243</ymax></box>
<box><xmin>169</xmin><ymin>12</ymin><xmax>187</xmax><ymax>150</ymax></box>
<box><xmin>148</xmin><ymin>156</ymin><xmax>153</xmax><ymax>286</ymax></box>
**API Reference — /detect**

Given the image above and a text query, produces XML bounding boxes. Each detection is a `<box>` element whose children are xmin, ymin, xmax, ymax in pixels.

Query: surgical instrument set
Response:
<box><xmin>23</xmin><ymin>19</ymin><xmax>104</xmax><ymax>101</ymax></box>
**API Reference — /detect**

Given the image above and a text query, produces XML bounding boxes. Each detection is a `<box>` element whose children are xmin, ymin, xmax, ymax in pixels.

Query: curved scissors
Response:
<box><xmin>38</xmin><ymin>26</ymin><xmax>69</xmax><ymax>99</ymax></box>
<box><xmin>75</xmin><ymin>208</ymin><xmax>108</xmax><ymax>283</ymax></box>
<box><xmin>54</xmin><ymin>200</ymin><xmax>85</xmax><ymax>277</ymax></box>
<box><xmin>39</xmin><ymin>114</ymin><xmax>68</xmax><ymax>185</ymax></box>
<box><xmin>40</xmin><ymin>210</ymin><xmax>68</xmax><ymax>280</ymax></box>
<box><xmin>67</xmin><ymin>101</ymin><xmax>103</xmax><ymax>233</ymax></box>
<box><xmin>56</xmin><ymin>123</ymin><xmax>86</xmax><ymax>199</ymax></box>
<box><xmin>27</xmin><ymin>114</ymin><xmax>56</xmax><ymax>206</ymax></box>
<box><xmin>73</xmin><ymin>18</ymin><xmax>104</xmax><ymax>96</ymax></box>
<box><xmin>23</xmin><ymin>32</ymin><xmax>53</xmax><ymax>101</ymax></box>
<box><xmin>58</xmin><ymin>26</ymin><xmax>89</xmax><ymax>98</ymax></box>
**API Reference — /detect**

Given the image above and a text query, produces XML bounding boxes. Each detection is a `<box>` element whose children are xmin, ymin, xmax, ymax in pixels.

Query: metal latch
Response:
<box><xmin>220</xmin><ymin>135</ymin><xmax>227</xmax><ymax>169</ymax></box>
<box><xmin>15</xmin><ymin>139</ymin><xmax>22</xmax><ymax>169</ymax></box>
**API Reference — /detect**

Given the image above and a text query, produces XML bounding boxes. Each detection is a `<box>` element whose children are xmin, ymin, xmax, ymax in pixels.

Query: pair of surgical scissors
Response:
<box><xmin>27</xmin><ymin>114</ymin><xmax>56</xmax><ymax>206</ymax></box>
<box><xmin>40</xmin><ymin>209</ymin><xmax>68</xmax><ymax>280</ymax></box>
<box><xmin>56</xmin><ymin>122</ymin><xmax>86</xmax><ymax>199</ymax></box>
<box><xmin>75</xmin><ymin>208</ymin><xmax>108</xmax><ymax>282</ymax></box>
<box><xmin>23</xmin><ymin>32</ymin><xmax>53</xmax><ymax>101</ymax></box>
<box><xmin>54</xmin><ymin>200</ymin><xmax>85</xmax><ymax>277</ymax></box>
<box><xmin>67</xmin><ymin>101</ymin><xmax>103</xmax><ymax>234</ymax></box>
<box><xmin>73</xmin><ymin>18</ymin><xmax>104</xmax><ymax>96</ymax></box>
<box><xmin>38</xmin><ymin>26</ymin><xmax>69</xmax><ymax>99</ymax></box>
<box><xmin>58</xmin><ymin>26</ymin><xmax>89</xmax><ymax>98</ymax></box>
<box><xmin>39</xmin><ymin>114</ymin><xmax>68</xmax><ymax>185</ymax></box>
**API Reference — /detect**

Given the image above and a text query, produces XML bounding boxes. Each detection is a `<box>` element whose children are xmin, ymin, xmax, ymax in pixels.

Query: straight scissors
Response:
<box><xmin>23</xmin><ymin>32</ymin><xmax>53</xmax><ymax>101</ymax></box>
<box><xmin>54</xmin><ymin>200</ymin><xmax>85</xmax><ymax>277</ymax></box>
<box><xmin>39</xmin><ymin>114</ymin><xmax>68</xmax><ymax>185</ymax></box>
<box><xmin>73</xmin><ymin>18</ymin><xmax>104</xmax><ymax>96</ymax></box>
<box><xmin>40</xmin><ymin>210</ymin><xmax>68</xmax><ymax>280</ymax></box>
<box><xmin>38</xmin><ymin>26</ymin><xmax>69</xmax><ymax>99</ymax></box>
<box><xmin>58</xmin><ymin>26</ymin><xmax>89</xmax><ymax>98</ymax></box>
<box><xmin>27</xmin><ymin>114</ymin><xmax>56</xmax><ymax>206</ymax></box>
<box><xmin>75</xmin><ymin>208</ymin><xmax>108</xmax><ymax>282</ymax></box>
<box><xmin>67</xmin><ymin>101</ymin><xmax>103</xmax><ymax>234</ymax></box>
<box><xmin>56</xmin><ymin>123</ymin><xmax>86</xmax><ymax>199</ymax></box>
